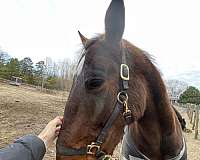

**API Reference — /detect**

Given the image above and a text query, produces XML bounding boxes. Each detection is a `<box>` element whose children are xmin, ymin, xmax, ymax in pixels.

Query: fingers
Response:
<box><xmin>58</xmin><ymin>116</ymin><xmax>64</xmax><ymax>121</ymax></box>
<box><xmin>56</xmin><ymin>125</ymin><xmax>61</xmax><ymax>131</ymax></box>
<box><xmin>49</xmin><ymin>116</ymin><xmax>63</xmax><ymax>127</ymax></box>
<box><xmin>54</xmin><ymin>117</ymin><xmax>63</xmax><ymax>135</ymax></box>
<box><xmin>55</xmin><ymin>125</ymin><xmax>61</xmax><ymax>136</ymax></box>
<box><xmin>38</xmin><ymin>116</ymin><xmax>64</xmax><ymax>149</ymax></box>
<box><xmin>52</xmin><ymin>116</ymin><xmax>63</xmax><ymax>126</ymax></box>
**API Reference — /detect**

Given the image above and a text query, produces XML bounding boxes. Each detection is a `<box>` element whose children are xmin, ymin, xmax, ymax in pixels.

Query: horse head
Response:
<box><xmin>56</xmin><ymin>0</ymin><xmax>185</xmax><ymax>159</ymax></box>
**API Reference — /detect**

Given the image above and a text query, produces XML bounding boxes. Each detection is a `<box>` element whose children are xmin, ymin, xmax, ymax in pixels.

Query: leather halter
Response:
<box><xmin>56</xmin><ymin>43</ymin><xmax>133</xmax><ymax>159</ymax></box>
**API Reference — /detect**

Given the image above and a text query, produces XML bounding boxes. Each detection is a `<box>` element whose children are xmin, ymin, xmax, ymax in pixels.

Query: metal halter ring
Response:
<box><xmin>117</xmin><ymin>91</ymin><xmax>128</xmax><ymax>104</ymax></box>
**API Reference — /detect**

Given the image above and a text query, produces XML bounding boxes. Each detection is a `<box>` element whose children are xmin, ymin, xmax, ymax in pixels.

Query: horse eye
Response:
<box><xmin>85</xmin><ymin>78</ymin><xmax>104</xmax><ymax>90</ymax></box>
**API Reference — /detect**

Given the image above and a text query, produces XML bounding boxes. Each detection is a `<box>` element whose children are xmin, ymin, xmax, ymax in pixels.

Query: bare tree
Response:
<box><xmin>45</xmin><ymin>57</ymin><xmax>54</xmax><ymax>76</ymax></box>
<box><xmin>57</xmin><ymin>58</ymin><xmax>71</xmax><ymax>90</ymax></box>
<box><xmin>0</xmin><ymin>48</ymin><xmax>10</xmax><ymax>65</ymax></box>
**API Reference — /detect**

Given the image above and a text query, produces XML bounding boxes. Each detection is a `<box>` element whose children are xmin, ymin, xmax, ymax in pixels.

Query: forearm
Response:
<box><xmin>0</xmin><ymin>135</ymin><xmax>46</xmax><ymax>160</ymax></box>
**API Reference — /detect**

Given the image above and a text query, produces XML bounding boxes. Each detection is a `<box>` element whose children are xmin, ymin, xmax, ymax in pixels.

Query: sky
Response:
<box><xmin>0</xmin><ymin>0</ymin><xmax>199</xmax><ymax>78</ymax></box>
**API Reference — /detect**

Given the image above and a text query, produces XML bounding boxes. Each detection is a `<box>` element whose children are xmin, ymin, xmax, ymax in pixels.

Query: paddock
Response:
<box><xmin>0</xmin><ymin>82</ymin><xmax>199</xmax><ymax>160</ymax></box>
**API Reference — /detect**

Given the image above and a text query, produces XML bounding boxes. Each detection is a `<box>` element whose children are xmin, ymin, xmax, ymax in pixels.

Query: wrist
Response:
<box><xmin>38</xmin><ymin>134</ymin><xmax>48</xmax><ymax>149</ymax></box>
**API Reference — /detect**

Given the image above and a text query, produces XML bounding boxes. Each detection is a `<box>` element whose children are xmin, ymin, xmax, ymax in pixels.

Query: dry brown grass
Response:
<box><xmin>0</xmin><ymin>83</ymin><xmax>66</xmax><ymax>160</ymax></box>
<box><xmin>0</xmin><ymin>83</ymin><xmax>199</xmax><ymax>159</ymax></box>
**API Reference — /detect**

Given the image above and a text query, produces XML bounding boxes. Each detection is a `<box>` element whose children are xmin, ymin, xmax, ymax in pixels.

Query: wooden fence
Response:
<box><xmin>186</xmin><ymin>104</ymin><xmax>199</xmax><ymax>139</ymax></box>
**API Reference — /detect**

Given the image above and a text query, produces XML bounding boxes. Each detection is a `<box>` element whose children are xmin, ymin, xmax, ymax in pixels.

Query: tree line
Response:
<box><xmin>0</xmin><ymin>49</ymin><xmax>76</xmax><ymax>90</ymax></box>
<box><xmin>179</xmin><ymin>86</ymin><xmax>200</xmax><ymax>105</ymax></box>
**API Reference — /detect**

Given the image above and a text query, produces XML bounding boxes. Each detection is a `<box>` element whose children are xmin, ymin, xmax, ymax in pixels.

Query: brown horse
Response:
<box><xmin>172</xmin><ymin>105</ymin><xmax>186</xmax><ymax>131</ymax></box>
<box><xmin>56</xmin><ymin>0</ymin><xmax>187</xmax><ymax>159</ymax></box>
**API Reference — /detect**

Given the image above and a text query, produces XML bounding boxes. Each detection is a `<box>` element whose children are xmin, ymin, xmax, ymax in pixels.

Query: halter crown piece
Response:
<box><xmin>119</xmin><ymin>43</ymin><xmax>133</xmax><ymax>125</ymax></box>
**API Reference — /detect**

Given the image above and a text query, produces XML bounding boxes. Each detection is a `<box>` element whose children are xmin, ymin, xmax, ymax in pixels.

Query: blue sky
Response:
<box><xmin>0</xmin><ymin>0</ymin><xmax>199</xmax><ymax>78</ymax></box>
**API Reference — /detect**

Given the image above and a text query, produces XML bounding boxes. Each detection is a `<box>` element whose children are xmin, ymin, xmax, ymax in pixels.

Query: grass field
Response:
<box><xmin>0</xmin><ymin>82</ymin><xmax>199</xmax><ymax>159</ymax></box>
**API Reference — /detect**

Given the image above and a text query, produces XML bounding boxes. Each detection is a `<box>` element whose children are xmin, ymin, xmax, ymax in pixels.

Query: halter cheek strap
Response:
<box><xmin>56</xmin><ymin>43</ymin><xmax>134</xmax><ymax>159</ymax></box>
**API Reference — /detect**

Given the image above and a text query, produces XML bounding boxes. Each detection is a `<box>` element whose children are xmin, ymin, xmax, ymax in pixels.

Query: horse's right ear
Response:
<box><xmin>105</xmin><ymin>0</ymin><xmax>125</xmax><ymax>45</ymax></box>
<box><xmin>78</xmin><ymin>31</ymin><xmax>88</xmax><ymax>48</ymax></box>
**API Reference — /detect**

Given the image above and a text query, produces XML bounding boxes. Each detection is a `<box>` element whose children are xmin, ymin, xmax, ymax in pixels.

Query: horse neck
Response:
<box><xmin>141</xmin><ymin>59</ymin><xmax>179</xmax><ymax>133</ymax></box>
<box><xmin>128</xmin><ymin>50</ymin><xmax>183</xmax><ymax>158</ymax></box>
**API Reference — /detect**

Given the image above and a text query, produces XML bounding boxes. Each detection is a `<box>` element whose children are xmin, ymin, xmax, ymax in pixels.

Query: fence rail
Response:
<box><xmin>185</xmin><ymin>103</ymin><xmax>199</xmax><ymax>139</ymax></box>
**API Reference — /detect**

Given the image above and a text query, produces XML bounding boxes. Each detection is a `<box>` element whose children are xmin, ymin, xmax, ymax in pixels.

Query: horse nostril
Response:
<box><xmin>85</xmin><ymin>78</ymin><xmax>105</xmax><ymax>90</ymax></box>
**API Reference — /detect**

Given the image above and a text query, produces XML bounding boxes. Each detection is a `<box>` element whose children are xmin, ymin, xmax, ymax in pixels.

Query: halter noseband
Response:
<box><xmin>56</xmin><ymin>43</ymin><xmax>133</xmax><ymax>159</ymax></box>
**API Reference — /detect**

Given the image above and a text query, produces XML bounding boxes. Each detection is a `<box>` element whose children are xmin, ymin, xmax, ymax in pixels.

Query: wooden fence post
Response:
<box><xmin>194</xmin><ymin>105</ymin><xmax>199</xmax><ymax>139</ymax></box>
<box><xmin>192</xmin><ymin>105</ymin><xmax>197</xmax><ymax>130</ymax></box>
<box><xmin>190</xmin><ymin>104</ymin><xmax>194</xmax><ymax>124</ymax></box>
<box><xmin>188</xmin><ymin>104</ymin><xmax>191</xmax><ymax>119</ymax></box>
<box><xmin>187</xmin><ymin>104</ymin><xmax>191</xmax><ymax>121</ymax></box>
<box><xmin>189</xmin><ymin>104</ymin><xmax>192</xmax><ymax>120</ymax></box>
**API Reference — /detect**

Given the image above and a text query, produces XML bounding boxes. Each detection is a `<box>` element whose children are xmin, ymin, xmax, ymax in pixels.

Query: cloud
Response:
<box><xmin>0</xmin><ymin>0</ymin><xmax>199</xmax><ymax>77</ymax></box>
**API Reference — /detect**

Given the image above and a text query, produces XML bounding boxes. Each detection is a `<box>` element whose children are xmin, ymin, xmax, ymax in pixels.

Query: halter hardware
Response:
<box><xmin>123</xmin><ymin>101</ymin><xmax>129</xmax><ymax>113</ymax></box>
<box><xmin>87</xmin><ymin>142</ymin><xmax>101</xmax><ymax>155</ymax></box>
<box><xmin>120</xmin><ymin>64</ymin><xmax>129</xmax><ymax>81</ymax></box>
<box><xmin>117</xmin><ymin>91</ymin><xmax>128</xmax><ymax>104</ymax></box>
<box><xmin>98</xmin><ymin>155</ymin><xmax>112</xmax><ymax>160</ymax></box>
<box><xmin>117</xmin><ymin>91</ymin><xmax>133</xmax><ymax>125</ymax></box>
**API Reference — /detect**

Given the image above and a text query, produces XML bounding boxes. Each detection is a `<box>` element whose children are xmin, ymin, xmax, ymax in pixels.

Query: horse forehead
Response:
<box><xmin>76</xmin><ymin>50</ymin><xmax>103</xmax><ymax>77</ymax></box>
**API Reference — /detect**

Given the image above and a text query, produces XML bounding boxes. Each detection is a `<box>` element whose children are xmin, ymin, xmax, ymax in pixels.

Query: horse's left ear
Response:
<box><xmin>78</xmin><ymin>31</ymin><xmax>88</xmax><ymax>48</ymax></box>
<box><xmin>105</xmin><ymin>0</ymin><xmax>125</xmax><ymax>45</ymax></box>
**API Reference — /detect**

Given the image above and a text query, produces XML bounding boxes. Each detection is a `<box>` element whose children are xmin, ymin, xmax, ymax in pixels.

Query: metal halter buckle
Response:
<box><xmin>120</xmin><ymin>64</ymin><xmax>129</xmax><ymax>81</ymax></box>
<box><xmin>87</xmin><ymin>142</ymin><xmax>101</xmax><ymax>155</ymax></box>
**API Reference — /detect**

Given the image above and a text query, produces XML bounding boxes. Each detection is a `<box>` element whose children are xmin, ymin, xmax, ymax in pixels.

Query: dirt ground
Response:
<box><xmin>178</xmin><ymin>108</ymin><xmax>200</xmax><ymax>160</ymax></box>
<box><xmin>0</xmin><ymin>83</ymin><xmax>66</xmax><ymax>160</ymax></box>
<box><xmin>0</xmin><ymin>83</ymin><xmax>200</xmax><ymax>159</ymax></box>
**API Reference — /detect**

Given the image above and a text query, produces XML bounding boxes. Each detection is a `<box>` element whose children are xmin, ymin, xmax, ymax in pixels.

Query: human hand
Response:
<box><xmin>38</xmin><ymin>116</ymin><xmax>63</xmax><ymax>149</ymax></box>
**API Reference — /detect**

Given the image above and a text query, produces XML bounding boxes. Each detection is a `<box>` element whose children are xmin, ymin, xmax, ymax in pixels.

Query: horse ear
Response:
<box><xmin>78</xmin><ymin>31</ymin><xmax>88</xmax><ymax>48</ymax></box>
<box><xmin>105</xmin><ymin>0</ymin><xmax>125</xmax><ymax>45</ymax></box>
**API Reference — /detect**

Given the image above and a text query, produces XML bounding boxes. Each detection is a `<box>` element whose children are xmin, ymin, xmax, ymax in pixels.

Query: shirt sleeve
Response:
<box><xmin>0</xmin><ymin>135</ymin><xmax>46</xmax><ymax>160</ymax></box>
